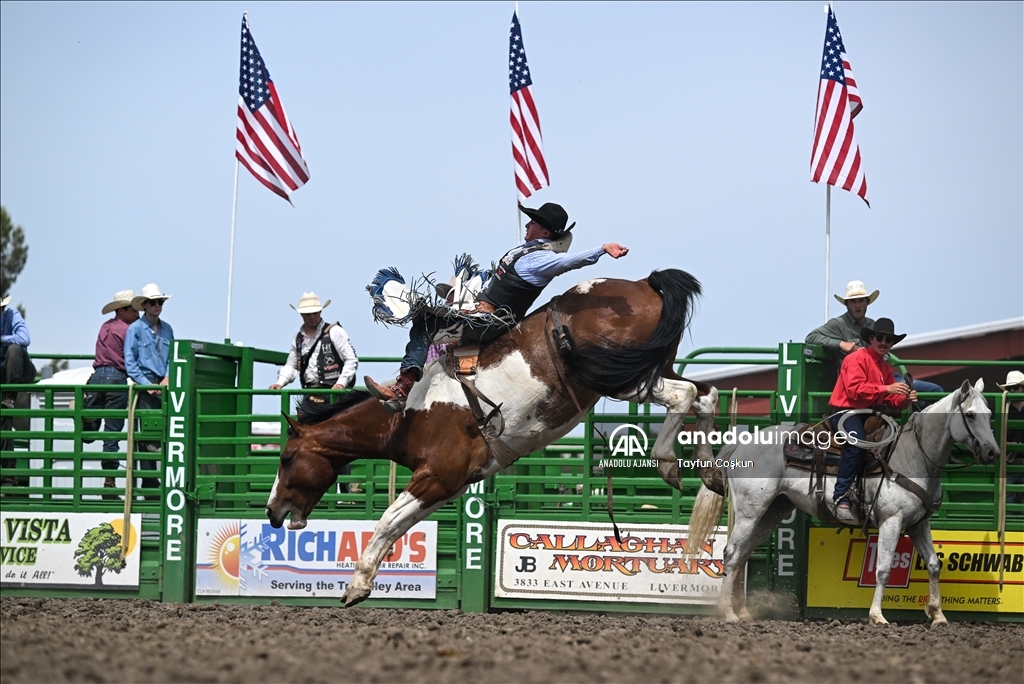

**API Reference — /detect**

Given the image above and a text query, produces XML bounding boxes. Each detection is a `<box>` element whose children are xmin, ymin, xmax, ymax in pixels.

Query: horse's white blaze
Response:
<box><xmin>266</xmin><ymin>473</ymin><xmax>281</xmax><ymax>509</ymax></box>
<box><xmin>574</xmin><ymin>278</ymin><xmax>606</xmax><ymax>294</ymax></box>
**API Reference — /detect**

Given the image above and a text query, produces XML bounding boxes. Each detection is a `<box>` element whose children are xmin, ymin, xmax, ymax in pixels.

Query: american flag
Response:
<box><xmin>236</xmin><ymin>16</ymin><xmax>309</xmax><ymax>202</ymax></box>
<box><xmin>509</xmin><ymin>11</ymin><xmax>548</xmax><ymax>201</ymax></box>
<box><xmin>810</xmin><ymin>8</ymin><xmax>868</xmax><ymax>206</ymax></box>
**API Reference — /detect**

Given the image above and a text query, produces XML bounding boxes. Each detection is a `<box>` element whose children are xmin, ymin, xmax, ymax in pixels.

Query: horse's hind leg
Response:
<box><xmin>906</xmin><ymin>520</ymin><xmax>947</xmax><ymax>626</ymax></box>
<box><xmin>868</xmin><ymin>517</ymin><xmax>902</xmax><ymax>625</ymax></box>
<box><xmin>343</xmin><ymin>489</ymin><xmax>448</xmax><ymax>607</ymax></box>
<box><xmin>721</xmin><ymin>494</ymin><xmax>794</xmax><ymax>621</ymax></box>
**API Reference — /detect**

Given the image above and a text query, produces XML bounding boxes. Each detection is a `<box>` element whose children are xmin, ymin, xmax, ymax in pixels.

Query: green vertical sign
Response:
<box><xmin>162</xmin><ymin>340</ymin><xmax>196</xmax><ymax>603</ymax></box>
<box><xmin>772</xmin><ymin>342</ymin><xmax>812</xmax><ymax>616</ymax></box>
<box><xmin>460</xmin><ymin>480</ymin><xmax>490</xmax><ymax>612</ymax></box>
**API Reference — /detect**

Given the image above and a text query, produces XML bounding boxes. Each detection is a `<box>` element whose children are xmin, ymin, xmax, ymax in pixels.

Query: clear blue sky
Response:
<box><xmin>2</xmin><ymin>2</ymin><xmax>1021</xmax><ymax>384</ymax></box>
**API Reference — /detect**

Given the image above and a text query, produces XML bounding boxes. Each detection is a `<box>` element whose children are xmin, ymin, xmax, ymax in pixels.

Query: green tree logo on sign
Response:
<box><xmin>73</xmin><ymin>523</ymin><xmax>127</xmax><ymax>586</ymax></box>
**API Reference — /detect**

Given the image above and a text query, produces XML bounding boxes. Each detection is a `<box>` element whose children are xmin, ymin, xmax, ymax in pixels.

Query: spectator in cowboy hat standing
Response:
<box><xmin>365</xmin><ymin>202</ymin><xmax>628</xmax><ymax>410</ymax></box>
<box><xmin>83</xmin><ymin>290</ymin><xmax>139</xmax><ymax>496</ymax></box>
<box><xmin>828</xmin><ymin>317</ymin><xmax>917</xmax><ymax>523</ymax></box>
<box><xmin>269</xmin><ymin>292</ymin><xmax>358</xmax><ymax>393</ymax></box>
<box><xmin>270</xmin><ymin>292</ymin><xmax>359</xmax><ymax>493</ymax></box>
<box><xmin>124</xmin><ymin>283</ymin><xmax>174</xmax><ymax>493</ymax></box>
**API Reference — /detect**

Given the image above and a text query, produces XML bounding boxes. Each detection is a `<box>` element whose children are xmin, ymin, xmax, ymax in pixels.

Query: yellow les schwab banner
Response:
<box><xmin>808</xmin><ymin>529</ymin><xmax>1023</xmax><ymax>613</ymax></box>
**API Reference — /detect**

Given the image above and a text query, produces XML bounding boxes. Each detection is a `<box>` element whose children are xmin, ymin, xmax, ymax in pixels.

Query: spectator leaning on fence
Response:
<box><xmin>0</xmin><ymin>294</ymin><xmax>35</xmax><ymax>407</ymax></box>
<box><xmin>83</xmin><ymin>289</ymin><xmax>139</xmax><ymax>495</ymax></box>
<box><xmin>124</xmin><ymin>283</ymin><xmax>173</xmax><ymax>492</ymax></box>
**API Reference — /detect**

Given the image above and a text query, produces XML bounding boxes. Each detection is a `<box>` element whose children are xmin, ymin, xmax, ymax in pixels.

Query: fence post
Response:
<box><xmin>161</xmin><ymin>340</ymin><xmax>197</xmax><ymax>603</ymax></box>
<box><xmin>459</xmin><ymin>479</ymin><xmax>490</xmax><ymax>612</ymax></box>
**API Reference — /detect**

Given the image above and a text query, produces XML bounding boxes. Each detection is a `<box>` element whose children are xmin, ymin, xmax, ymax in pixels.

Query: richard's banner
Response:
<box><xmin>195</xmin><ymin>518</ymin><xmax>437</xmax><ymax>599</ymax></box>
<box><xmin>494</xmin><ymin>519</ymin><xmax>732</xmax><ymax>604</ymax></box>
<box><xmin>1</xmin><ymin>512</ymin><xmax>142</xmax><ymax>589</ymax></box>
<box><xmin>807</xmin><ymin>528</ymin><xmax>1023</xmax><ymax>613</ymax></box>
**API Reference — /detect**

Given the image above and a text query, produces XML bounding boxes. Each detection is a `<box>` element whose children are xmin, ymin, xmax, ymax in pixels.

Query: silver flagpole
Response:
<box><xmin>823</xmin><ymin>1</ymin><xmax>834</xmax><ymax>324</ymax></box>
<box><xmin>225</xmin><ymin>158</ymin><xmax>240</xmax><ymax>343</ymax></box>
<box><xmin>515</xmin><ymin>0</ymin><xmax>521</xmax><ymax>245</ymax></box>
<box><xmin>824</xmin><ymin>184</ymin><xmax>831</xmax><ymax>323</ymax></box>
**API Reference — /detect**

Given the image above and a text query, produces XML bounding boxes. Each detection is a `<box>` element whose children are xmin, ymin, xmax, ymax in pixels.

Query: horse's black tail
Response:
<box><xmin>564</xmin><ymin>268</ymin><xmax>701</xmax><ymax>402</ymax></box>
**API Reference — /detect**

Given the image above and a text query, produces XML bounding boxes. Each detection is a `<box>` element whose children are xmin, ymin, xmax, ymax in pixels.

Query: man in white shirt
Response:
<box><xmin>270</xmin><ymin>293</ymin><xmax>358</xmax><ymax>392</ymax></box>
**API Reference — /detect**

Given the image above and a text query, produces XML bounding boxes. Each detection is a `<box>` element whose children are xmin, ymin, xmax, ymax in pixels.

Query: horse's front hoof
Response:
<box><xmin>342</xmin><ymin>586</ymin><xmax>371</xmax><ymax>608</ymax></box>
<box><xmin>868</xmin><ymin>613</ymin><xmax>889</xmax><ymax>625</ymax></box>
<box><xmin>930</xmin><ymin>615</ymin><xmax>948</xmax><ymax>627</ymax></box>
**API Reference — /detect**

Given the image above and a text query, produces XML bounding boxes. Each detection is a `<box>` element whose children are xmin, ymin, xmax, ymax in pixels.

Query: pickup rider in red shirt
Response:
<box><xmin>828</xmin><ymin>317</ymin><xmax>917</xmax><ymax>522</ymax></box>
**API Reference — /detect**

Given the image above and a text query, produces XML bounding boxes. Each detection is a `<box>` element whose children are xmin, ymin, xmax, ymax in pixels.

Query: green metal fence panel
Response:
<box><xmin>1</xmin><ymin>381</ymin><xmax>165</xmax><ymax>600</ymax></box>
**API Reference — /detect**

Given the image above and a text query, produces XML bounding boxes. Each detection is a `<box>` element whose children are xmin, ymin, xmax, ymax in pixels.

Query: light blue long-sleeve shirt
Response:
<box><xmin>512</xmin><ymin>241</ymin><xmax>606</xmax><ymax>286</ymax></box>
<box><xmin>124</xmin><ymin>317</ymin><xmax>174</xmax><ymax>385</ymax></box>
<box><xmin>0</xmin><ymin>307</ymin><xmax>30</xmax><ymax>350</ymax></box>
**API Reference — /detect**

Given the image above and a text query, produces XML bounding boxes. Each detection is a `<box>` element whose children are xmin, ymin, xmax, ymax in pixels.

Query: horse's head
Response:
<box><xmin>265</xmin><ymin>414</ymin><xmax>341</xmax><ymax>530</ymax></box>
<box><xmin>948</xmin><ymin>378</ymin><xmax>1000</xmax><ymax>465</ymax></box>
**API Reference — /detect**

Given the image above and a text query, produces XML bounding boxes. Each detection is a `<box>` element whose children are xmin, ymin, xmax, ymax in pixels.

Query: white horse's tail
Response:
<box><xmin>685</xmin><ymin>484</ymin><xmax>724</xmax><ymax>560</ymax></box>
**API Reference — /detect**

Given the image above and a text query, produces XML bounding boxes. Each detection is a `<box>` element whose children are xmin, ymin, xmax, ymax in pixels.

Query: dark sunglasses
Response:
<box><xmin>144</xmin><ymin>299</ymin><xmax>164</xmax><ymax>307</ymax></box>
<box><xmin>872</xmin><ymin>333</ymin><xmax>896</xmax><ymax>344</ymax></box>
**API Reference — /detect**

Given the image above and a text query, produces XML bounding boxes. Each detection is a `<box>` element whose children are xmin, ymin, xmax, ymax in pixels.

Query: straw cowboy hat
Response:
<box><xmin>835</xmin><ymin>280</ymin><xmax>880</xmax><ymax>304</ymax></box>
<box><xmin>519</xmin><ymin>203</ymin><xmax>575</xmax><ymax>237</ymax></box>
<box><xmin>131</xmin><ymin>283</ymin><xmax>172</xmax><ymax>311</ymax></box>
<box><xmin>101</xmin><ymin>290</ymin><xmax>135</xmax><ymax>315</ymax></box>
<box><xmin>859</xmin><ymin>318</ymin><xmax>907</xmax><ymax>346</ymax></box>
<box><xmin>0</xmin><ymin>295</ymin><xmax>9</xmax><ymax>308</ymax></box>
<box><xmin>998</xmin><ymin>370</ymin><xmax>1024</xmax><ymax>390</ymax></box>
<box><xmin>290</xmin><ymin>292</ymin><xmax>331</xmax><ymax>314</ymax></box>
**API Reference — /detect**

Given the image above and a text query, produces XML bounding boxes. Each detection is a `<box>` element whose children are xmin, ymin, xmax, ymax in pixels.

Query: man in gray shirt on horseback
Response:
<box><xmin>365</xmin><ymin>202</ymin><xmax>629</xmax><ymax>410</ymax></box>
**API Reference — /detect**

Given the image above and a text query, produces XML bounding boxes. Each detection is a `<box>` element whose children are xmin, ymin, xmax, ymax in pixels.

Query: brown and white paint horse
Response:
<box><xmin>266</xmin><ymin>269</ymin><xmax>719</xmax><ymax>606</ymax></box>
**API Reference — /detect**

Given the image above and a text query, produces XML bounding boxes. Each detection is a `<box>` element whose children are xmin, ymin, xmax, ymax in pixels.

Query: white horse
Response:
<box><xmin>687</xmin><ymin>379</ymin><xmax>1000</xmax><ymax>625</ymax></box>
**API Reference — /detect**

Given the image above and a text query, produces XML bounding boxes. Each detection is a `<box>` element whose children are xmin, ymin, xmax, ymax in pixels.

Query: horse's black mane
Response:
<box><xmin>295</xmin><ymin>390</ymin><xmax>373</xmax><ymax>424</ymax></box>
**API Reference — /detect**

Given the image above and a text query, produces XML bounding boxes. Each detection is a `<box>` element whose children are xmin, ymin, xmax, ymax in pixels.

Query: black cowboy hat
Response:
<box><xmin>859</xmin><ymin>317</ymin><xmax>907</xmax><ymax>346</ymax></box>
<box><xmin>519</xmin><ymin>203</ymin><xmax>575</xmax><ymax>237</ymax></box>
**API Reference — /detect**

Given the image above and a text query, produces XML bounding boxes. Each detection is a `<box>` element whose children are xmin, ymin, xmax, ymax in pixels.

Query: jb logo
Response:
<box><xmin>609</xmin><ymin>424</ymin><xmax>649</xmax><ymax>458</ymax></box>
<box><xmin>515</xmin><ymin>557</ymin><xmax>536</xmax><ymax>573</ymax></box>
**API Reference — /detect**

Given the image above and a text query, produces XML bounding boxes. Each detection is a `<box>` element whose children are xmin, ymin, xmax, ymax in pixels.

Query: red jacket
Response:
<box><xmin>829</xmin><ymin>346</ymin><xmax>908</xmax><ymax>410</ymax></box>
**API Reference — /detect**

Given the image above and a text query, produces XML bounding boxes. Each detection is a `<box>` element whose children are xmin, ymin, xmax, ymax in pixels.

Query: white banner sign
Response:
<box><xmin>195</xmin><ymin>518</ymin><xmax>437</xmax><ymax>599</ymax></box>
<box><xmin>494</xmin><ymin>519</ymin><xmax>733</xmax><ymax>604</ymax></box>
<box><xmin>1</xmin><ymin>512</ymin><xmax>142</xmax><ymax>589</ymax></box>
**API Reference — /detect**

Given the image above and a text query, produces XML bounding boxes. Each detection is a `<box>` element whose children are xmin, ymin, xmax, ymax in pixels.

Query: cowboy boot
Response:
<box><xmin>364</xmin><ymin>370</ymin><xmax>417</xmax><ymax>412</ymax></box>
<box><xmin>103</xmin><ymin>476</ymin><xmax>119</xmax><ymax>501</ymax></box>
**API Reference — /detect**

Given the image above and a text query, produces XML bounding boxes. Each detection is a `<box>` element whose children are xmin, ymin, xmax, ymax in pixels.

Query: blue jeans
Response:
<box><xmin>135</xmin><ymin>388</ymin><xmax>161</xmax><ymax>491</ymax></box>
<box><xmin>85</xmin><ymin>366</ymin><xmax>129</xmax><ymax>468</ymax></box>
<box><xmin>400</xmin><ymin>310</ymin><xmax>512</xmax><ymax>379</ymax></box>
<box><xmin>831</xmin><ymin>411</ymin><xmax>868</xmax><ymax>504</ymax></box>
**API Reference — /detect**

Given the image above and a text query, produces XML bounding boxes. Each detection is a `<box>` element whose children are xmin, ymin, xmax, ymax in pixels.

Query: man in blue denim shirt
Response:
<box><xmin>124</xmin><ymin>283</ymin><xmax>174</xmax><ymax>492</ymax></box>
<box><xmin>1</xmin><ymin>294</ymin><xmax>34</xmax><ymax>406</ymax></box>
<box><xmin>84</xmin><ymin>290</ymin><xmax>139</xmax><ymax>495</ymax></box>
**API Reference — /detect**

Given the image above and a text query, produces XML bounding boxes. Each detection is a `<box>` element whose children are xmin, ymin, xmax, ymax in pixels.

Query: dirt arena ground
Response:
<box><xmin>1</xmin><ymin>597</ymin><xmax>1021</xmax><ymax>684</ymax></box>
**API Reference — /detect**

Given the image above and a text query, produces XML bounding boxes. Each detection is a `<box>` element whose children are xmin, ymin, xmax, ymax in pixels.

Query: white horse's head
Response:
<box><xmin>943</xmin><ymin>378</ymin><xmax>1000</xmax><ymax>465</ymax></box>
